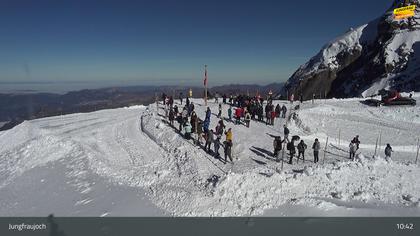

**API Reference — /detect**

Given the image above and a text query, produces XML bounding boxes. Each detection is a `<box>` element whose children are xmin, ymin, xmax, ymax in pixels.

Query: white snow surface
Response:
<box><xmin>1</xmin><ymin>98</ymin><xmax>420</xmax><ymax>216</ymax></box>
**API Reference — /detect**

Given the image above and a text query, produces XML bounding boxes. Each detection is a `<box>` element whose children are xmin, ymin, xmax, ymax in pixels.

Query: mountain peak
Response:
<box><xmin>283</xmin><ymin>0</ymin><xmax>420</xmax><ymax>99</ymax></box>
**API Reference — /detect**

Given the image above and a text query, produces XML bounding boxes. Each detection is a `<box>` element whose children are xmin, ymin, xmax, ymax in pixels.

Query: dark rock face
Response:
<box><xmin>283</xmin><ymin>0</ymin><xmax>420</xmax><ymax>99</ymax></box>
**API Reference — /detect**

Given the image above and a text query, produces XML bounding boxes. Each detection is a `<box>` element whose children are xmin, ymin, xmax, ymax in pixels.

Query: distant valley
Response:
<box><xmin>0</xmin><ymin>83</ymin><xmax>283</xmax><ymax>131</ymax></box>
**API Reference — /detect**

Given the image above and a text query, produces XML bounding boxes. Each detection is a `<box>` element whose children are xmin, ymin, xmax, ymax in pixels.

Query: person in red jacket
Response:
<box><xmin>270</xmin><ymin>110</ymin><xmax>276</xmax><ymax>125</ymax></box>
<box><xmin>234</xmin><ymin>107</ymin><xmax>242</xmax><ymax>125</ymax></box>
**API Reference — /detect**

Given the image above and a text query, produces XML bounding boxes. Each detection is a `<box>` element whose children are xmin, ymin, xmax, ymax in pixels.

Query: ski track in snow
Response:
<box><xmin>0</xmin><ymin>98</ymin><xmax>420</xmax><ymax>216</ymax></box>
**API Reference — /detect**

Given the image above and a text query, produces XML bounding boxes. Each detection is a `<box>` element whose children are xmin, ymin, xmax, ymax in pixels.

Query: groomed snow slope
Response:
<box><xmin>0</xmin><ymin>97</ymin><xmax>419</xmax><ymax>216</ymax></box>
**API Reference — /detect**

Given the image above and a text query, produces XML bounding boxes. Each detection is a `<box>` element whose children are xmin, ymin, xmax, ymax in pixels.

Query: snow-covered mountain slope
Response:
<box><xmin>1</xmin><ymin>98</ymin><xmax>420</xmax><ymax>216</ymax></box>
<box><xmin>283</xmin><ymin>0</ymin><xmax>420</xmax><ymax>99</ymax></box>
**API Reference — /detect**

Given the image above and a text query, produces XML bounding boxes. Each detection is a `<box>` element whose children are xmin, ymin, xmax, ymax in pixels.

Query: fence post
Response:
<box><xmin>281</xmin><ymin>142</ymin><xmax>285</xmax><ymax>171</ymax></box>
<box><xmin>373</xmin><ymin>135</ymin><xmax>379</xmax><ymax>158</ymax></box>
<box><xmin>378</xmin><ymin>131</ymin><xmax>382</xmax><ymax>155</ymax></box>
<box><xmin>322</xmin><ymin>137</ymin><xmax>329</xmax><ymax>164</ymax></box>
<box><xmin>140</xmin><ymin>115</ymin><xmax>144</xmax><ymax>132</ymax></box>
<box><xmin>338</xmin><ymin>129</ymin><xmax>341</xmax><ymax>146</ymax></box>
<box><xmin>416</xmin><ymin>138</ymin><xmax>419</xmax><ymax>165</ymax></box>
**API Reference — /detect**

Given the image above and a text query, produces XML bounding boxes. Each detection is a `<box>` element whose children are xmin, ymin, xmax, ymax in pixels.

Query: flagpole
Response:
<box><xmin>204</xmin><ymin>65</ymin><xmax>208</xmax><ymax>106</ymax></box>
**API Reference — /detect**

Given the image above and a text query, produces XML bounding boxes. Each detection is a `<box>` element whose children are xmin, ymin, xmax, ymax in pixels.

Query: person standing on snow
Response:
<box><xmin>270</xmin><ymin>110</ymin><xmax>276</xmax><ymax>125</ymax></box>
<box><xmin>287</xmin><ymin>140</ymin><xmax>296</xmax><ymax>164</ymax></box>
<box><xmin>273</xmin><ymin>136</ymin><xmax>284</xmax><ymax>161</ymax></box>
<box><xmin>181</xmin><ymin>107</ymin><xmax>188</xmax><ymax>124</ymax></box>
<box><xmin>234</xmin><ymin>107</ymin><xmax>242</xmax><ymax>125</ymax></box>
<box><xmin>196</xmin><ymin>119</ymin><xmax>203</xmax><ymax>145</ymax></box>
<box><xmin>184</xmin><ymin>122</ymin><xmax>192</xmax><ymax>140</ymax></box>
<box><xmin>352</xmin><ymin>135</ymin><xmax>360</xmax><ymax>150</ymax></box>
<box><xmin>214</xmin><ymin>133</ymin><xmax>221</xmax><ymax>157</ymax></box>
<box><xmin>265</xmin><ymin>103</ymin><xmax>271</xmax><ymax>125</ymax></box>
<box><xmin>217</xmin><ymin>103</ymin><xmax>222</xmax><ymax>118</ymax></box>
<box><xmin>190</xmin><ymin>111</ymin><xmax>198</xmax><ymax>132</ymax></box>
<box><xmin>224</xmin><ymin>128</ymin><xmax>233</xmax><ymax>163</ymax></box>
<box><xmin>203</xmin><ymin>118</ymin><xmax>210</xmax><ymax>133</ymax></box>
<box><xmin>169</xmin><ymin>108</ymin><xmax>175</xmax><ymax>127</ymax></box>
<box><xmin>189</xmin><ymin>103</ymin><xmax>195</xmax><ymax>115</ymax></box>
<box><xmin>297</xmin><ymin>140</ymin><xmax>307</xmax><ymax>162</ymax></box>
<box><xmin>283</xmin><ymin>125</ymin><xmax>290</xmax><ymax>142</ymax></box>
<box><xmin>177</xmin><ymin>112</ymin><xmax>183</xmax><ymax>132</ymax></box>
<box><xmin>204</xmin><ymin>129</ymin><xmax>214</xmax><ymax>153</ymax></box>
<box><xmin>228</xmin><ymin>106</ymin><xmax>233</xmax><ymax>121</ymax></box>
<box><xmin>312</xmin><ymin>138</ymin><xmax>321</xmax><ymax>163</ymax></box>
<box><xmin>206</xmin><ymin>107</ymin><xmax>212</xmax><ymax>120</ymax></box>
<box><xmin>214</xmin><ymin>93</ymin><xmax>219</xmax><ymax>103</ymax></box>
<box><xmin>281</xmin><ymin>105</ymin><xmax>287</xmax><ymax>118</ymax></box>
<box><xmin>216</xmin><ymin>119</ymin><xmax>226</xmax><ymax>136</ymax></box>
<box><xmin>385</xmin><ymin>144</ymin><xmax>393</xmax><ymax>161</ymax></box>
<box><xmin>349</xmin><ymin>140</ymin><xmax>357</xmax><ymax>160</ymax></box>
<box><xmin>244</xmin><ymin>111</ymin><xmax>251</xmax><ymax>128</ymax></box>
<box><xmin>275</xmin><ymin>104</ymin><xmax>281</xmax><ymax>118</ymax></box>
<box><xmin>179</xmin><ymin>92</ymin><xmax>183</xmax><ymax>105</ymax></box>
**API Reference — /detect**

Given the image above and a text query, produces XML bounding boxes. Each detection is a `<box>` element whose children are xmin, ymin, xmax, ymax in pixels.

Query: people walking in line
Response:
<box><xmin>312</xmin><ymin>138</ymin><xmax>320</xmax><ymax>163</ymax></box>
<box><xmin>297</xmin><ymin>140</ymin><xmax>307</xmax><ymax>162</ymax></box>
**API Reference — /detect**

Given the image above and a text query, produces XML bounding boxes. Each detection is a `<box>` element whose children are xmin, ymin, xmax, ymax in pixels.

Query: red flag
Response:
<box><xmin>204</xmin><ymin>65</ymin><xmax>207</xmax><ymax>87</ymax></box>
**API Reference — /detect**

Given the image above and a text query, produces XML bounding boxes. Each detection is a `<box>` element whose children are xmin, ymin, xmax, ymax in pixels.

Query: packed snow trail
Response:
<box><xmin>0</xmin><ymin>97</ymin><xmax>420</xmax><ymax>216</ymax></box>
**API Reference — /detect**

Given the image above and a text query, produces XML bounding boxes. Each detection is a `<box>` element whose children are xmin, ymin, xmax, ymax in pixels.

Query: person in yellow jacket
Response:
<box><xmin>224</xmin><ymin>128</ymin><xmax>233</xmax><ymax>163</ymax></box>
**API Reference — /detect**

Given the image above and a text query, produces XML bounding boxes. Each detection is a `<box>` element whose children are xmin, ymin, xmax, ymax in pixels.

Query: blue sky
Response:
<box><xmin>0</xmin><ymin>0</ymin><xmax>392</xmax><ymax>86</ymax></box>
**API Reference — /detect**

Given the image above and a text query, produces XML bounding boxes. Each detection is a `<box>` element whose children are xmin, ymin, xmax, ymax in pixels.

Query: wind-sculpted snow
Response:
<box><xmin>0</xmin><ymin>98</ymin><xmax>419</xmax><ymax>216</ymax></box>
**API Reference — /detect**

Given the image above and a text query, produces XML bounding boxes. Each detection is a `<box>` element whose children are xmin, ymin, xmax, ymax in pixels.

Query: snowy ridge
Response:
<box><xmin>300</xmin><ymin>24</ymin><xmax>368</xmax><ymax>75</ymax></box>
<box><xmin>284</xmin><ymin>1</ymin><xmax>420</xmax><ymax>98</ymax></box>
<box><xmin>0</xmin><ymin>98</ymin><xmax>419</xmax><ymax>216</ymax></box>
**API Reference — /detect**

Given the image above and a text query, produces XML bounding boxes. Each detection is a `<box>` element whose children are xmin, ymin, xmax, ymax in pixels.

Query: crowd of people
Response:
<box><xmin>163</xmin><ymin>93</ymin><xmax>234</xmax><ymax>164</ymax></box>
<box><xmin>219</xmin><ymin>94</ymin><xmax>289</xmax><ymax>127</ymax></box>
<box><xmin>161</xmin><ymin>92</ymin><xmax>396</xmax><ymax>166</ymax></box>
